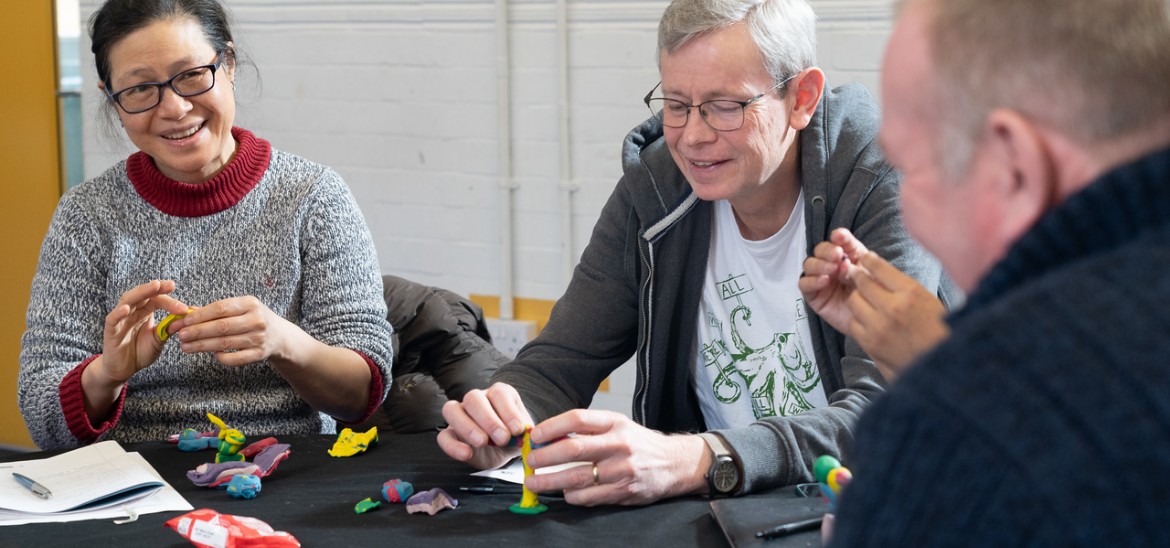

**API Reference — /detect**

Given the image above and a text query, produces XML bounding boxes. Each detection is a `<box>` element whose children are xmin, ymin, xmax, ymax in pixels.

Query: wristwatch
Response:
<box><xmin>698</xmin><ymin>432</ymin><xmax>742</xmax><ymax>497</ymax></box>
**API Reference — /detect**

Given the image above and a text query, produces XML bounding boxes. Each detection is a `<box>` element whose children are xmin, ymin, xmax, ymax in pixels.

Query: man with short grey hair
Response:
<box><xmin>828</xmin><ymin>0</ymin><xmax>1170</xmax><ymax>544</ymax></box>
<box><xmin>438</xmin><ymin>0</ymin><xmax>952</xmax><ymax>506</ymax></box>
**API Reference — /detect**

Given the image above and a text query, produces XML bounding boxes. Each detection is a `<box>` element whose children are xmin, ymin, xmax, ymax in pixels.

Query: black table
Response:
<box><xmin>1</xmin><ymin>433</ymin><xmax>820</xmax><ymax>547</ymax></box>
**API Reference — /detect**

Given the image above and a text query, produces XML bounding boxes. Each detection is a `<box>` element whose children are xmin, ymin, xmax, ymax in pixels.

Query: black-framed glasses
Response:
<box><xmin>105</xmin><ymin>57</ymin><xmax>223</xmax><ymax>114</ymax></box>
<box><xmin>643</xmin><ymin>74</ymin><xmax>797</xmax><ymax>131</ymax></box>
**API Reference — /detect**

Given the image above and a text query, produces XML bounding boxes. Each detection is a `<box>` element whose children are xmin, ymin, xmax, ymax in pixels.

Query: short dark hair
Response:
<box><xmin>89</xmin><ymin>0</ymin><xmax>237</xmax><ymax>90</ymax></box>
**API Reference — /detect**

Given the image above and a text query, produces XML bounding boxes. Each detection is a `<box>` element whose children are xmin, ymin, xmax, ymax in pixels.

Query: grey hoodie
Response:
<box><xmin>494</xmin><ymin>83</ymin><xmax>957</xmax><ymax>491</ymax></box>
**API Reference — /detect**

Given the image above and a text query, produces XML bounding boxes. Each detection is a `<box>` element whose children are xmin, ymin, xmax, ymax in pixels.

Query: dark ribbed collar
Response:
<box><xmin>954</xmin><ymin>145</ymin><xmax>1170</xmax><ymax>321</ymax></box>
<box><xmin>127</xmin><ymin>127</ymin><xmax>272</xmax><ymax>217</ymax></box>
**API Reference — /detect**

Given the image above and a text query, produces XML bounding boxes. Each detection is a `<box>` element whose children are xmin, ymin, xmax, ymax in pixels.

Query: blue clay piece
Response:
<box><xmin>382</xmin><ymin>479</ymin><xmax>415</xmax><ymax>503</ymax></box>
<box><xmin>177</xmin><ymin>429</ymin><xmax>218</xmax><ymax>452</ymax></box>
<box><xmin>225</xmin><ymin>474</ymin><xmax>262</xmax><ymax>499</ymax></box>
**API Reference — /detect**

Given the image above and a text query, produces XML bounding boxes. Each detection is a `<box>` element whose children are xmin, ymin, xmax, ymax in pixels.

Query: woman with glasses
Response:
<box><xmin>18</xmin><ymin>0</ymin><xmax>393</xmax><ymax>449</ymax></box>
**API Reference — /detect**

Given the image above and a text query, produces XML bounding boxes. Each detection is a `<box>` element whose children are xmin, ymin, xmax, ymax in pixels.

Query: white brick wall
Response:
<box><xmin>76</xmin><ymin>0</ymin><xmax>893</xmax><ymax>304</ymax></box>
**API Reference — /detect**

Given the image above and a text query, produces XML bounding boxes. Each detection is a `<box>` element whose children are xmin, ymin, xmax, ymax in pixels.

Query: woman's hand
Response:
<box><xmin>166</xmin><ymin>295</ymin><xmax>307</xmax><ymax>367</ymax></box>
<box><xmin>82</xmin><ymin>280</ymin><xmax>189</xmax><ymax>421</ymax></box>
<box><xmin>99</xmin><ymin>279</ymin><xmax>189</xmax><ymax>382</ymax></box>
<box><xmin>164</xmin><ymin>295</ymin><xmax>377</xmax><ymax>422</ymax></box>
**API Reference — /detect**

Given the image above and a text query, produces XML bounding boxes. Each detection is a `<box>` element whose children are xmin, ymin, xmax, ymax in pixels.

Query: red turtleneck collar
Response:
<box><xmin>127</xmin><ymin>127</ymin><xmax>272</xmax><ymax>217</ymax></box>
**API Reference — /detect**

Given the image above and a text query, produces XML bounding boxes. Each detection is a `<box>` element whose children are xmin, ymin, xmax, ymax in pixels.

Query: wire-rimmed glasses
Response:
<box><xmin>643</xmin><ymin>74</ymin><xmax>797</xmax><ymax>131</ymax></box>
<box><xmin>105</xmin><ymin>56</ymin><xmax>223</xmax><ymax>114</ymax></box>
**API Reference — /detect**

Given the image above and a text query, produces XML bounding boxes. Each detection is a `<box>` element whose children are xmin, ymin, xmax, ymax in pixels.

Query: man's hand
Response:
<box><xmin>846</xmin><ymin>252</ymin><xmax>949</xmax><ymax>379</ymax></box>
<box><xmin>437</xmin><ymin>383</ymin><xmax>531</xmax><ymax>470</ymax></box>
<box><xmin>523</xmin><ymin>409</ymin><xmax>709</xmax><ymax>506</ymax></box>
<box><xmin>799</xmin><ymin>228</ymin><xmax>871</xmax><ymax>333</ymax></box>
<box><xmin>800</xmin><ymin>228</ymin><xmax>949</xmax><ymax>380</ymax></box>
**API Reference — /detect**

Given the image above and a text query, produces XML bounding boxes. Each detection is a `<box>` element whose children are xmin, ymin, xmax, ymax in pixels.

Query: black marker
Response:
<box><xmin>755</xmin><ymin>515</ymin><xmax>823</xmax><ymax>540</ymax></box>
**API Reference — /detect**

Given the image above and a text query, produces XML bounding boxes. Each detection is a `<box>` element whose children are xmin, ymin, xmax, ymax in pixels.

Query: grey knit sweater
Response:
<box><xmin>18</xmin><ymin>128</ymin><xmax>394</xmax><ymax>449</ymax></box>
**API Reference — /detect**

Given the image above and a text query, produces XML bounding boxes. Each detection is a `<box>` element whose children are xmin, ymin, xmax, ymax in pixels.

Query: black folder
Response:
<box><xmin>708</xmin><ymin>492</ymin><xmax>828</xmax><ymax>547</ymax></box>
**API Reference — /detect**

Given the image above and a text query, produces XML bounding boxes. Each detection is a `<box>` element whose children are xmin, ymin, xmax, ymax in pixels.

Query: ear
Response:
<box><xmin>787</xmin><ymin>67</ymin><xmax>825</xmax><ymax>131</ymax></box>
<box><xmin>223</xmin><ymin>41</ymin><xmax>237</xmax><ymax>77</ymax></box>
<box><xmin>982</xmin><ymin>108</ymin><xmax>1057</xmax><ymax>244</ymax></box>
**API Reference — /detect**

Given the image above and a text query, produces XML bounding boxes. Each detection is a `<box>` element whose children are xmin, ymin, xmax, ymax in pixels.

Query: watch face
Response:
<box><xmin>712</xmin><ymin>459</ymin><xmax>739</xmax><ymax>493</ymax></box>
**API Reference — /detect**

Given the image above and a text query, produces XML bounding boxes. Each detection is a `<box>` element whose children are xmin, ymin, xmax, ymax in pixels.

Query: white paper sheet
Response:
<box><xmin>470</xmin><ymin>457</ymin><xmax>592</xmax><ymax>483</ymax></box>
<box><xmin>0</xmin><ymin>441</ymin><xmax>193</xmax><ymax>526</ymax></box>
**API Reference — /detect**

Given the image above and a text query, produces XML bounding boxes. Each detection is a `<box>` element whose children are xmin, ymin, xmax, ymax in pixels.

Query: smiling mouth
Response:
<box><xmin>163</xmin><ymin>122</ymin><xmax>203</xmax><ymax>140</ymax></box>
<box><xmin>690</xmin><ymin>159</ymin><xmax>724</xmax><ymax>168</ymax></box>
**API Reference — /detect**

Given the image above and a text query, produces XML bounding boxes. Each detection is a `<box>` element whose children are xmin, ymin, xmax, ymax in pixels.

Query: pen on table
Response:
<box><xmin>12</xmin><ymin>472</ymin><xmax>52</xmax><ymax>499</ymax></box>
<box><xmin>755</xmin><ymin>515</ymin><xmax>823</xmax><ymax>540</ymax></box>
<box><xmin>458</xmin><ymin>485</ymin><xmax>525</xmax><ymax>494</ymax></box>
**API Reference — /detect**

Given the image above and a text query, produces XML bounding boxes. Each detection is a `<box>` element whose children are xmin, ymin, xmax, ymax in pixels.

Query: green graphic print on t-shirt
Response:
<box><xmin>699</xmin><ymin>273</ymin><xmax>821</xmax><ymax>419</ymax></box>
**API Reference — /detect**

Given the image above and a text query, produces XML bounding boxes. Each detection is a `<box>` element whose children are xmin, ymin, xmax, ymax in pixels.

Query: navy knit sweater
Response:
<box><xmin>830</xmin><ymin>146</ymin><xmax>1170</xmax><ymax>547</ymax></box>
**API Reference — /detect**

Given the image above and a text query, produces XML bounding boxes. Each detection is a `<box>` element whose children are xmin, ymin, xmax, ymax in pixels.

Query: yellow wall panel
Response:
<box><xmin>467</xmin><ymin>295</ymin><xmax>556</xmax><ymax>333</ymax></box>
<box><xmin>0</xmin><ymin>4</ymin><xmax>63</xmax><ymax>448</ymax></box>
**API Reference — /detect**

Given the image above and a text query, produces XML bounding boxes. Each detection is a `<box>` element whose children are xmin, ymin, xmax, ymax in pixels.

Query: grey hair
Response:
<box><xmin>657</xmin><ymin>0</ymin><xmax>817</xmax><ymax>92</ymax></box>
<box><xmin>909</xmin><ymin>0</ymin><xmax>1170</xmax><ymax>179</ymax></box>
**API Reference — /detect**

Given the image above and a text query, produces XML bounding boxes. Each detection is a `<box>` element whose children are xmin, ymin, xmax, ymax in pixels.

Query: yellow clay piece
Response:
<box><xmin>155</xmin><ymin>308</ymin><xmax>194</xmax><ymax>342</ymax></box>
<box><xmin>328</xmin><ymin>426</ymin><xmax>379</xmax><ymax>457</ymax></box>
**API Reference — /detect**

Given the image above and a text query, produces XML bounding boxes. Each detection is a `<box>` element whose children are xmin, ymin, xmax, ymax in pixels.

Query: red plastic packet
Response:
<box><xmin>165</xmin><ymin>508</ymin><xmax>300</xmax><ymax>548</ymax></box>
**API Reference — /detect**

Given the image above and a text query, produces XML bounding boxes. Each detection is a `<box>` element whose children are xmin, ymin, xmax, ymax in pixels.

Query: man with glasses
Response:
<box><xmin>438</xmin><ymin>0</ymin><xmax>953</xmax><ymax>505</ymax></box>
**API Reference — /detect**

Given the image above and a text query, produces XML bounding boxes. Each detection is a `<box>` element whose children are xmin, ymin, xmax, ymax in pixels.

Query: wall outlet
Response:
<box><xmin>485</xmin><ymin>318</ymin><xmax>537</xmax><ymax>360</ymax></box>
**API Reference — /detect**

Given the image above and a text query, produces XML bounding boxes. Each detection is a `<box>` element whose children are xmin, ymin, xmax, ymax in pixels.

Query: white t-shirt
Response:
<box><xmin>693</xmin><ymin>195</ymin><xmax>827</xmax><ymax>430</ymax></box>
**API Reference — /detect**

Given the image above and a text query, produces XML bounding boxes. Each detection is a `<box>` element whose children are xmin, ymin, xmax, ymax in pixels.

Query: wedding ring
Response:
<box><xmin>592</xmin><ymin>463</ymin><xmax>600</xmax><ymax>485</ymax></box>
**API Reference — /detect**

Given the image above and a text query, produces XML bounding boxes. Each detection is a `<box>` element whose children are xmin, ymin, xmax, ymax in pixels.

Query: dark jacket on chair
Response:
<box><xmin>357</xmin><ymin>275</ymin><xmax>508</xmax><ymax>433</ymax></box>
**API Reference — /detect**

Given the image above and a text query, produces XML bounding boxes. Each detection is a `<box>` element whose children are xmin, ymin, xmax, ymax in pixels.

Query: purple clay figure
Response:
<box><xmin>187</xmin><ymin>461</ymin><xmax>259</xmax><ymax>487</ymax></box>
<box><xmin>405</xmin><ymin>488</ymin><xmax>459</xmax><ymax>515</ymax></box>
<box><xmin>251</xmin><ymin>443</ymin><xmax>292</xmax><ymax>477</ymax></box>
